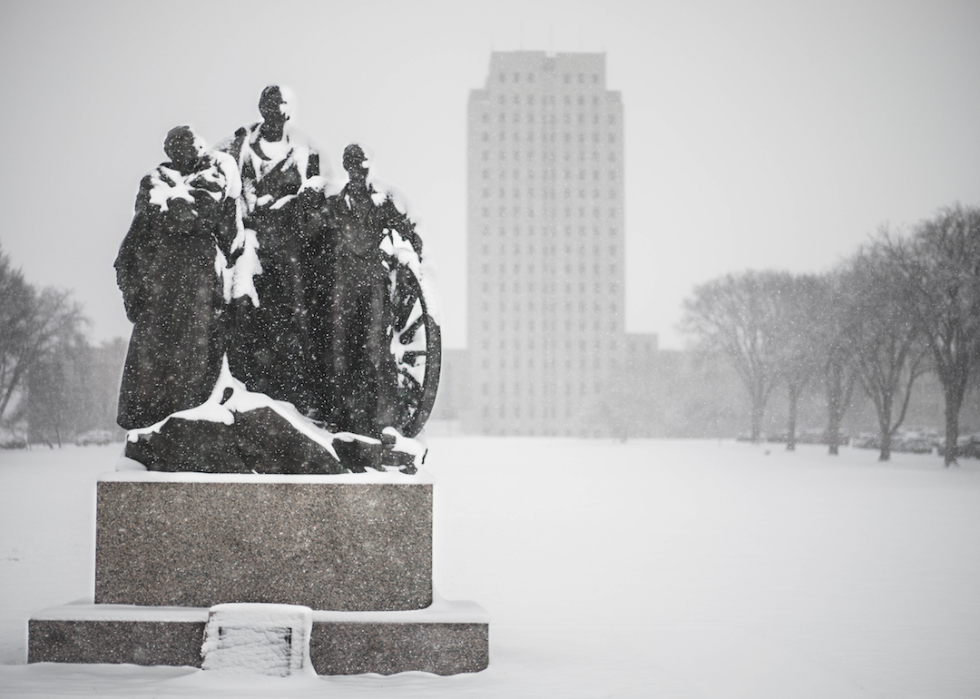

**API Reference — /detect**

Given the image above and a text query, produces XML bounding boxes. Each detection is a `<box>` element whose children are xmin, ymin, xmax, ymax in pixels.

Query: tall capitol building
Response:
<box><xmin>463</xmin><ymin>51</ymin><xmax>653</xmax><ymax>436</ymax></box>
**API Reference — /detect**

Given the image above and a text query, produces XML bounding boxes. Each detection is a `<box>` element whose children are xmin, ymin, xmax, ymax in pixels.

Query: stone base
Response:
<box><xmin>96</xmin><ymin>470</ymin><xmax>433</xmax><ymax>611</ymax></box>
<box><xmin>29</xmin><ymin>595</ymin><xmax>489</xmax><ymax>676</ymax></box>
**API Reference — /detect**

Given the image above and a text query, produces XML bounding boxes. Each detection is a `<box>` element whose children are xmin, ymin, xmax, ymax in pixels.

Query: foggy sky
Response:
<box><xmin>1</xmin><ymin>0</ymin><xmax>978</xmax><ymax>350</ymax></box>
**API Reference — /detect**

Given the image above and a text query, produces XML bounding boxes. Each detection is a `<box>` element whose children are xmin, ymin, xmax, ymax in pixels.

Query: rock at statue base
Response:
<box><xmin>201</xmin><ymin>603</ymin><xmax>315</xmax><ymax>677</ymax></box>
<box><xmin>125</xmin><ymin>407</ymin><xmax>342</xmax><ymax>474</ymax></box>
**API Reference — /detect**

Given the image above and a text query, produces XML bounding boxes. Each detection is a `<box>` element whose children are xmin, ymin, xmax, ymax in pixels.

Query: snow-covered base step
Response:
<box><xmin>28</xmin><ymin>595</ymin><xmax>490</xmax><ymax>676</ymax></box>
<box><xmin>96</xmin><ymin>469</ymin><xmax>434</xmax><ymax>611</ymax></box>
<box><xmin>201</xmin><ymin>604</ymin><xmax>315</xmax><ymax>677</ymax></box>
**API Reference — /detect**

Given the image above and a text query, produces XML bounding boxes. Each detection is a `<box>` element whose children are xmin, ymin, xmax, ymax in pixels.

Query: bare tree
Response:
<box><xmin>777</xmin><ymin>274</ymin><xmax>828</xmax><ymax>451</ymax></box>
<box><xmin>843</xmin><ymin>241</ymin><xmax>929</xmax><ymax>461</ymax></box>
<box><xmin>25</xmin><ymin>334</ymin><xmax>91</xmax><ymax>447</ymax></box>
<box><xmin>682</xmin><ymin>271</ymin><xmax>790</xmax><ymax>442</ymax></box>
<box><xmin>886</xmin><ymin>205</ymin><xmax>980</xmax><ymax>466</ymax></box>
<box><xmin>0</xmin><ymin>244</ymin><xmax>88</xmax><ymax>426</ymax></box>
<box><xmin>822</xmin><ymin>271</ymin><xmax>859</xmax><ymax>455</ymax></box>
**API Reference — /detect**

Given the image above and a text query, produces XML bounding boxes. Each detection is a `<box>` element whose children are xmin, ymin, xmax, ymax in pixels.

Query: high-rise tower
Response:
<box><xmin>464</xmin><ymin>51</ymin><xmax>629</xmax><ymax>436</ymax></box>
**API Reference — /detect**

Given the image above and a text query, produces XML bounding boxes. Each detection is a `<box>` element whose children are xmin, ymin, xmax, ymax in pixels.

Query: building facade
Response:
<box><xmin>464</xmin><ymin>51</ymin><xmax>639</xmax><ymax>435</ymax></box>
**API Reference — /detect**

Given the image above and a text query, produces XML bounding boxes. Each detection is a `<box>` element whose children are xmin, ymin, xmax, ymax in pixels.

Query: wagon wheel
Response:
<box><xmin>389</xmin><ymin>262</ymin><xmax>441</xmax><ymax>438</ymax></box>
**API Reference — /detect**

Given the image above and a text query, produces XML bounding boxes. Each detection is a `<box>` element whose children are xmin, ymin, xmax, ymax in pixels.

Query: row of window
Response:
<box><xmin>482</xmin><ymin>380</ymin><xmax>608</xmax><ymax>397</ymax></box>
<box><xmin>478</xmin><ymin>226</ymin><xmax>620</xmax><ymax>240</ymax></box>
<box><xmin>478</xmin><ymin>355</ymin><xmax>621</xmax><ymax>369</ymax></box>
<box><xmin>479</xmin><ymin>261</ymin><xmax>618</xmax><ymax>276</ymax></box>
<box><xmin>481</xmin><ymin>205</ymin><xmax>618</xmax><ymax>218</ymax></box>
<box><xmin>480</xmin><ymin>169</ymin><xmax>618</xmax><ymax>181</ymax></box>
<box><xmin>497</xmin><ymin>71</ymin><xmax>601</xmax><ymax>85</ymax></box>
<box><xmin>486</xmin><ymin>94</ymin><xmax>609</xmax><ymax>108</ymax></box>
<box><xmin>480</xmin><ymin>150</ymin><xmax>617</xmax><ymax>162</ymax></box>
<box><xmin>478</xmin><ymin>299</ymin><xmax>620</xmax><ymax>313</ymax></box>
<box><xmin>478</xmin><ymin>243</ymin><xmax>620</xmax><ymax>258</ymax></box>
<box><xmin>480</xmin><ymin>131</ymin><xmax>618</xmax><ymax>143</ymax></box>
<box><xmin>475</xmin><ymin>282</ymin><xmax>618</xmax><ymax>296</ymax></box>
<box><xmin>477</xmin><ymin>361</ymin><xmax>619</xmax><ymax>376</ymax></box>
<box><xmin>480</xmin><ymin>111</ymin><xmax>618</xmax><ymax>126</ymax></box>
<box><xmin>481</xmin><ymin>188</ymin><xmax>618</xmax><ymax>200</ymax></box>
<box><xmin>480</xmin><ymin>336</ymin><xmax>619</xmax><ymax>350</ymax></box>
<box><xmin>480</xmin><ymin>281</ymin><xmax>620</xmax><ymax>294</ymax></box>
<box><xmin>480</xmin><ymin>320</ymin><xmax>620</xmax><ymax>334</ymax></box>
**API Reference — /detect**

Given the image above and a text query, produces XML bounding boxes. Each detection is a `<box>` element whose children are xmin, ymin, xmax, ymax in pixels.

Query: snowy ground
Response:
<box><xmin>1</xmin><ymin>437</ymin><xmax>978</xmax><ymax>698</ymax></box>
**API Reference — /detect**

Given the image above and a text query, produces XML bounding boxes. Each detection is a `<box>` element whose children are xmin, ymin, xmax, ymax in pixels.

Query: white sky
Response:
<box><xmin>1</xmin><ymin>0</ymin><xmax>978</xmax><ymax>349</ymax></box>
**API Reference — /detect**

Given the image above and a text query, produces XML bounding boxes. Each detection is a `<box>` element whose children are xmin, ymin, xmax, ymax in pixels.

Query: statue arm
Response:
<box><xmin>116</xmin><ymin>185</ymin><xmax>155</xmax><ymax>323</ymax></box>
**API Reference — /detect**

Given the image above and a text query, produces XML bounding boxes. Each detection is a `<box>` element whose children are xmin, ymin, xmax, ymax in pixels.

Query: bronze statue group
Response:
<box><xmin>115</xmin><ymin>86</ymin><xmax>435</xmax><ymax>472</ymax></box>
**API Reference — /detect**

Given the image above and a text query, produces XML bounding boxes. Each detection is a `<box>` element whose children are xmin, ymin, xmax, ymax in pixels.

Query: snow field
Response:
<box><xmin>1</xmin><ymin>438</ymin><xmax>978</xmax><ymax>698</ymax></box>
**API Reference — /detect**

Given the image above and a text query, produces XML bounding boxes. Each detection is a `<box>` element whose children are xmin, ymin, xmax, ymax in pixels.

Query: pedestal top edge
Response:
<box><xmin>100</xmin><ymin>466</ymin><xmax>434</xmax><ymax>485</ymax></box>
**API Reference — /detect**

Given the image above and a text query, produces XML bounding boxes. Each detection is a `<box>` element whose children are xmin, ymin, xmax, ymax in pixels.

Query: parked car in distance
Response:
<box><xmin>796</xmin><ymin>429</ymin><xmax>824</xmax><ymax>445</ymax></box>
<box><xmin>894</xmin><ymin>436</ymin><xmax>934</xmax><ymax>454</ymax></box>
<box><xmin>75</xmin><ymin>430</ymin><xmax>114</xmax><ymax>446</ymax></box>
<box><xmin>852</xmin><ymin>433</ymin><xmax>881</xmax><ymax>450</ymax></box>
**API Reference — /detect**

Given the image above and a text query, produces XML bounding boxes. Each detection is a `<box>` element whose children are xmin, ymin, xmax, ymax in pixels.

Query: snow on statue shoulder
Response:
<box><xmin>115</xmin><ymin>89</ymin><xmax>441</xmax><ymax>475</ymax></box>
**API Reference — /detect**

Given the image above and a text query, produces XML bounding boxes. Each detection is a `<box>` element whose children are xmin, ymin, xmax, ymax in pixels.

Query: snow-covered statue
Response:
<box><xmin>213</xmin><ymin>85</ymin><xmax>323</xmax><ymax>416</ymax></box>
<box><xmin>115</xmin><ymin>90</ymin><xmax>441</xmax><ymax>475</ymax></box>
<box><xmin>115</xmin><ymin>125</ymin><xmax>238</xmax><ymax>430</ymax></box>
<box><xmin>303</xmin><ymin>145</ymin><xmax>400</xmax><ymax>465</ymax></box>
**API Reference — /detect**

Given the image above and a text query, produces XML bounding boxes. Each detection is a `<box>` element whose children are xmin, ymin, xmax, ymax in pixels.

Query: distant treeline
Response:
<box><xmin>0</xmin><ymin>241</ymin><xmax>126</xmax><ymax>448</ymax></box>
<box><xmin>673</xmin><ymin>203</ymin><xmax>980</xmax><ymax>465</ymax></box>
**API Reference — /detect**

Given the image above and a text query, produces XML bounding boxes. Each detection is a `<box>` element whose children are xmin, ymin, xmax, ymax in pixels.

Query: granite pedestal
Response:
<box><xmin>29</xmin><ymin>467</ymin><xmax>489</xmax><ymax>675</ymax></box>
<box><xmin>96</xmin><ymin>471</ymin><xmax>432</xmax><ymax>611</ymax></box>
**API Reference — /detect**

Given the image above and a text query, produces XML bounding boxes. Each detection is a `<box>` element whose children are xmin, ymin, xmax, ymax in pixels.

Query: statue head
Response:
<box><xmin>343</xmin><ymin>144</ymin><xmax>369</xmax><ymax>188</ymax></box>
<box><xmin>164</xmin><ymin>126</ymin><xmax>204</xmax><ymax>174</ymax></box>
<box><xmin>258</xmin><ymin>85</ymin><xmax>294</xmax><ymax>129</ymax></box>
